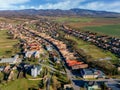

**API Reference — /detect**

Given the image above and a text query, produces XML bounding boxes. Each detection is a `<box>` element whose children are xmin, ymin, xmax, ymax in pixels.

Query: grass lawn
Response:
<box><xmin>0</xmin><ymin>30</ymin><xmax>19</xmax><ymax>57</ymax></box>
<box><xmin>66</xmin><ymin>36</ymin><xmax>118</xmax><ymax>62</ymax></box>
<box><xmin>0</xmin><ymin>78</ymin><xmax>40</xmax><ymax>90</ymax></box>
<box><xmin>84</xmin><ymin>24</ymin><xmax>120</xmax><ymax>38</ymax></box>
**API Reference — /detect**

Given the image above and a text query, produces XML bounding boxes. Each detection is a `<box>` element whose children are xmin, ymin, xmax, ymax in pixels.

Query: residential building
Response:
<box><xmin>25</xmin><ymin>51</ymin><xmax>40</xmax><ymax>58</ymax></box>
<box><xmin>0</xmin><ymin>55</ymin><xmax>21</xmax><ymax>64</ymax></box>
<box><xmin>81</xmin><ymin>68</ymin><xmax>105</xmax><ymax>79</ymax></box>
<box><xmin>31</xmin><ymin>65</ymin><xmax>42</xmax><ymax>78</ymax></box>
<box><xmin>84</xmin><ymin>82</ymin><xmax>101</xmax><ymax>90</ymax></box>
<box><xmin>66</xmin><ymin>60</ymin><xmax>88</xmax><ymax>70</ymax></box>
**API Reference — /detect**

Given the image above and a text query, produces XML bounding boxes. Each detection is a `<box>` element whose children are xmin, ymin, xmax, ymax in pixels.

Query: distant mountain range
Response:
<box><xmin>0</xmin><ymin>8</ymin><xmax>120</xmax><ymax>17</ymax></box>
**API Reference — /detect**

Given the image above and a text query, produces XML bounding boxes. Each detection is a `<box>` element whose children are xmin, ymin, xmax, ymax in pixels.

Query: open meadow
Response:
<box><xmin>0</xmin><ymin>30</ymin><xmax>19</xmax><ymax>57</ymax></box>
<box><xmin>84</xmin><ymin>24</ymin><xmax>120</xmax><ymax>38</ymax></box>
<box><xmin>65</xmin><ymin>36</ymin><xmax>118</xmax><ymax>62</ymax></box>
<box><xmin>53</xmin><ymin>17</ymin><xmax>120</xmax><ymax>37</ymax></box>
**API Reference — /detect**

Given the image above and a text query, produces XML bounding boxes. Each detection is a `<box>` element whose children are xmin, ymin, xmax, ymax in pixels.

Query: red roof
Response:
<box><xmin>66</xmin><ymin>60</ymin><xmax>83</xmax><ymax>67</ymax></box>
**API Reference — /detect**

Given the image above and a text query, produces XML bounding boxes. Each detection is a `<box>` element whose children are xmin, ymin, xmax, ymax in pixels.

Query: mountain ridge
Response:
<box><xmin>0</xmin><ymin>8</ymin><xmax>120</xmax><ymax>17</ymax></box>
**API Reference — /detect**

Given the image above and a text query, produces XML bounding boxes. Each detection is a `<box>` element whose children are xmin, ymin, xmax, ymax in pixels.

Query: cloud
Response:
<box><xmin>38</xmin><ymin>0</ymin><xmax>85</xmax><ymax>10</ymax></box>
<box><xmin>0</xmin><ymin>0</ymin><xmax>120</xmax><ymax>13</ymax></box>
<box><xmin>35</xmin><ymin>0</ymin><xmax>120</xmax><ymax>12</ymax></box>
<box><xmin>79</xmin><ymin>1</ymin><xmax>120</xmax><ymax>12</ymax></box>
<box><xmin>0</xmin><ymin>0</ymin><xmax>30</xmax><ymax>10</ymax></box>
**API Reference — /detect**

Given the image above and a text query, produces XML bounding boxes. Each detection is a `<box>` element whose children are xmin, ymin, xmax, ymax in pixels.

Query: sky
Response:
<box><xmin>0</xmin><ymin>0</ymin><xmax>120</xmax><ymax>12</ymax></box>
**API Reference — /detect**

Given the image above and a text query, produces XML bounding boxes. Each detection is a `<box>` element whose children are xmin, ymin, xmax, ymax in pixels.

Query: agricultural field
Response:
<box><xmin>53</xmin><ymin>17</ymin><xmax>120</xmax><ymax>38</ymax></box>
<box><xmin>53</xmin><ymin>17</ymin><xmax>94</xmax><ymax>23</ymax></box>
<box><xmin>0</xmin><ymin>30</ymin><xmax>19</xmax><ymax>58</ymax></box>
<box><xmin>84</xmin><ymin>24</ymin><xmax>120</xmax><ymax>38</ymax></box>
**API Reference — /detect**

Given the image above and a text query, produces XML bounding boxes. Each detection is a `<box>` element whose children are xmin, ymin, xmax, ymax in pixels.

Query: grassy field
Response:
<box><xmin>53</xmin><ymin>17</ymin><xmax>120</xmax><ymax>38</ymax></box>
<box><xmin>84</xmin><ymin>24</ymin><xmax>120</xmax><ymax>38</ymax></box>
<box><xmin>66</xmin><ymin>36</ymin><xmax>118</xmax><ymax>62</ymax></box>
<box><xmin>53</xmin><ymin>17</ymin><xmax>94</xmax><ymax>23</ymax></box>
<box><xmin>0</xmin><ymin>30</ymin><xmax>19</xmax><ymax>57</ymax></box>
<box><xmin>0</xmin><ymin>78</ymin><xmax>40</xmax><ymax>90</ymax></box>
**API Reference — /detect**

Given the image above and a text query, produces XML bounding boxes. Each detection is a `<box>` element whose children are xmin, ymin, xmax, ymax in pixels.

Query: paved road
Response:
<box><xmin>65</xmin><ymin>68</ymin><xmax>81</xmax><ymax>90</ymax></box>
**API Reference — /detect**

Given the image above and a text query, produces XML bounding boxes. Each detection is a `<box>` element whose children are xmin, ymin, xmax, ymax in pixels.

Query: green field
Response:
<box><xmin>0</xmin><ymin>78</ymin><xmax>40</xmax><ymax>90</ymax></box>
<box><xmin>53</xmin><ymin>17</ymin><xmax>94</xmax><ymax>23</ymax></box>
<box><xmin>84</xmin><ymin>24</ymin><xmax>120</xmax><ymax>38</ymax></box>
<box><xmin>0</xmin><ymin>30</ymin><xmax>19</xmax><ymax>57</ymax></box>
<box><xmin>53</xmin><ymin>17</ymin><xmax>120</xmax><ymax>38</ymax></box>
<box><xmin>66</xmin><ymin>36</ymin><xmax>118</xmax><ymax>62</ymax></box>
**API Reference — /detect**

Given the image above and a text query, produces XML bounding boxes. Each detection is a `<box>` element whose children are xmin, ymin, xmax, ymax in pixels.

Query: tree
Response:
<box><xmin>39</xmin><ymin>79</ymin><xmax>44</xmax><ymax>89</ymax></box>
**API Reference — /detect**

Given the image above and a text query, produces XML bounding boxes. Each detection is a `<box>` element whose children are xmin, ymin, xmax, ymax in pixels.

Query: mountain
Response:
<box><xmin>0</xmin><ymin>8</ymin><xmax>120</xmax><ymax>17</ymax></box>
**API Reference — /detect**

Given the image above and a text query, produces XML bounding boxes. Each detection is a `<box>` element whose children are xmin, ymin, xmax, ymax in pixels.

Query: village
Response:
<box><xmin>0</xmin><ymin>18</ymin><xmax>120</xmax><ymax>90</ymax></box>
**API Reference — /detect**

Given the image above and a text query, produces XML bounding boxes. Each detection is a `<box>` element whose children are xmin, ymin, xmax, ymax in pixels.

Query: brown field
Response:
<box><xmin>66</xmin><ymin>18</ymin><xmax>120</xmax><ymax>28</ymax></box>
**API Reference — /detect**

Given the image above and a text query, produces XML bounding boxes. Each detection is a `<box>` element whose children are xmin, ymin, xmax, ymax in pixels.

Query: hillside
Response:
<box><xmin>0</xmin><ymin>8</ymin><xmax>120</xmax><ymax>17</ymax></box>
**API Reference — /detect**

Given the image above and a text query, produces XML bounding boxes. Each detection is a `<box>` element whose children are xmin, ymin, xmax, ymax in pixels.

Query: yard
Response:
<box><xmin>0</xmin><ymin>78</ymin><xmax>40</xmax><ymax>90</ymax></box>
<box><xmin>0</xmin><ymin>30</ymin><xmax>19</xmax><ymax>58</ymax></box>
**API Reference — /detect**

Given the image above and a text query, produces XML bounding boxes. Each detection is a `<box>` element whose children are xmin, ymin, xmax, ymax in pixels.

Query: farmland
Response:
<box><xmin>0</xmin><ymin>30</ymin><xmax>19</xmax><ymax>58</ymax></box>
<box><xmin>53</xmin><ymin>17</ymin><xmax>120</xmax><ymax>38</ymax></box>
<box><xmin>84</xmin><ymin>24</ymin><xmax>120</xmax><ymax>38</ymax></box>
<box><xmin>53</xmin><ymin>17</ymin><xmax>94</xmax><ymax>23</ymax></box>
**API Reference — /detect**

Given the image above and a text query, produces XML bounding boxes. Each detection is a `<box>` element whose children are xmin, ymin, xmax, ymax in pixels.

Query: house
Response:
<box><xmin>64</xmin><ymin>84</ymin><xmax>72</xmax><ymax>90</ymax></box>
<box><xmin>25</xmin><ymin>51</ymin><xmax>40</xmax><ymax>58</ymax></box>
<box><xmin>46</xmin><ymin>45</ymin><xmax>53</xmax><ymax>51</ymax></box>
<box><xmin>66</xmin><ymin>60</ymin><xmax>83</xmax><ymax>67</ymax></box>
<box><xmin>0</xmin><ymin>55</ymin><xmax>21</xmax><ymax>64</ymax></box>
<box><xmin>117</xmin><ymin>67</ymin><xmax>120</xmax><ymax>71</ymax></box>
<box><xmin>29</xmin><ymin>43</ymin><xmax>40</xmax><ymax>50</ymax></box>
<box><xmin>31</xmin><ymin>66</ymin><xmax>37</xmax><ymax>77</ymax></box>
<box><xmin>31</xmin><ymin>65</ymin><xmax>42</xmax><ymax>78</ymax></box>
<box><xmin>25</xmin><ymin>51</ymin><xmax>34</xmax><ymax>58</ymax></box>
<box><xmin>66</xmin><ymin>60</ymin><xmax>88</xmax><ymax>70</ymax></box>
<box><xmin>71</xmin><ymin>64</ymin><xmax>88</xmax><ymax>70</ymax></box>
<box><xmin>81</xmin><ymin>68</ymin><xmax>105</xmax><ymax>79</ymax></box>
<box><xmin>34</xmin><ymin>51</ymin><xmax>40</xmax><ymax>58</ymax></box>
<box><xmin>0</xmin><ymin>66</ymin><xmax>4</xmax><ymax>72</ymax></box>
<box><xmin>84</xmin><ymin>81</ymin><xmax>101</xmax><ymax>90</ymax></box>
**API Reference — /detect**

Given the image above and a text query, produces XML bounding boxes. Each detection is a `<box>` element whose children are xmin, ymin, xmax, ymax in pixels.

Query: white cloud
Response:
<box><xmin>35</xmin><ymin>0</ymin><xmax>120</xmax><ymax>12</ymax></box>
<box><xmin>38</xmin><ymin>0</ymin><xmax>85</xmax><ymax>10</ymax></box>
<box><xmin>0</xmin><ymin>0</ymin><xmax>120</xmax><ymax>13</ymax></box>
<box><xmin>79</xmin><ymin>1</ymin><xmax>120</xmax><ymax>12</ymax></box>
<box><xmin>0</xmin><ymin>0</ymin><xmax>30</xmax><ymax>10</ymax></box>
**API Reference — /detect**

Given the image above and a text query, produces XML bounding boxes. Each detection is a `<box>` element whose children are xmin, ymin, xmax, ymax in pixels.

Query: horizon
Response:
<box><xmin>0</xmin><ymin>8</ymin><xmax>120</xmax><ymax>14</ymax></box>
<box><xmin>0</xmin><ymin>0</ymin><xmax>120</xmax><ymax>13</ymax></box>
